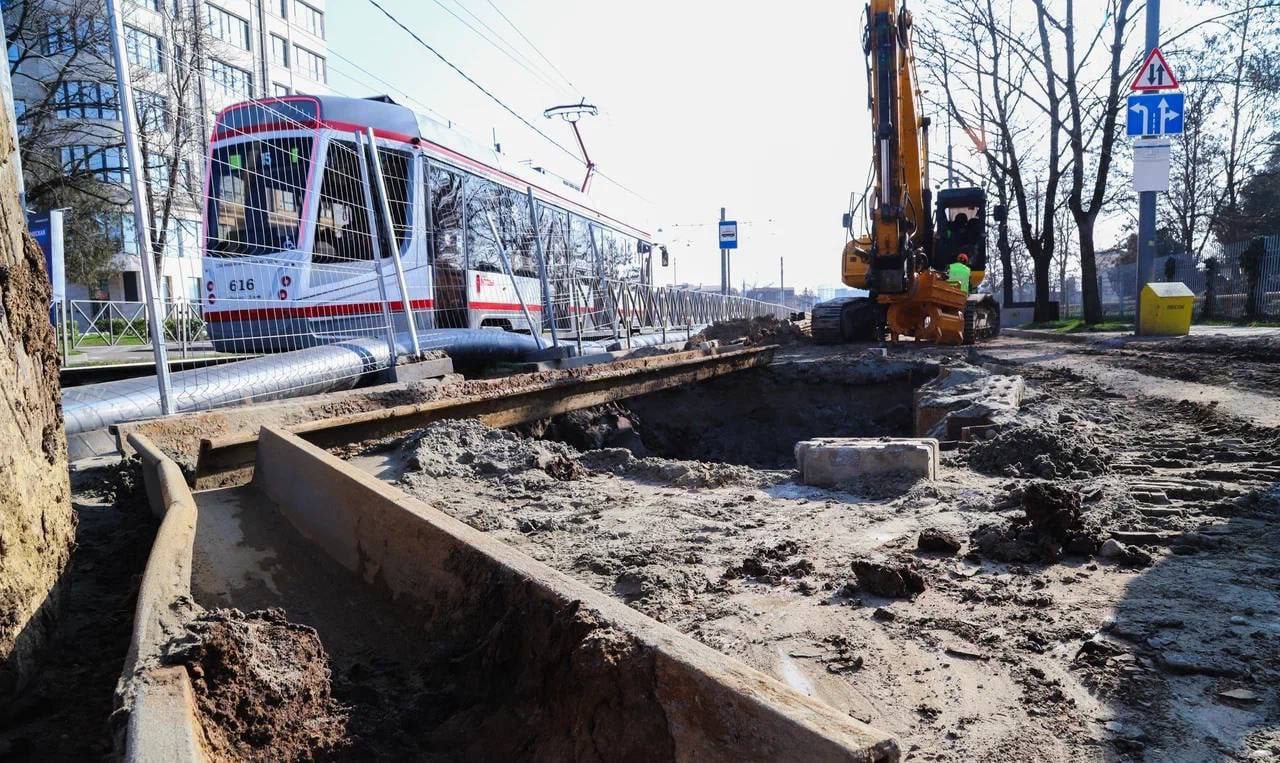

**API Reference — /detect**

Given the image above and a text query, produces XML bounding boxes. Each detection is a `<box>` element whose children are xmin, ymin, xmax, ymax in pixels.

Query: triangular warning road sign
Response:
<box><xmin>1131</xmin><ymin>47</ymin><xmax>1180</xmax><ymax>91</ymax></box>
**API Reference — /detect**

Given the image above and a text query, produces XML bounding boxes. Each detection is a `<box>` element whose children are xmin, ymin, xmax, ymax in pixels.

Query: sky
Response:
<box><xmin>328</xmin><ymin>0</ymin><xmax>1203</xmax><ymax>292</ymax></box>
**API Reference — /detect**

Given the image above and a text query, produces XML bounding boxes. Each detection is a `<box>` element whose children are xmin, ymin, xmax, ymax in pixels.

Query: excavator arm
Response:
<box><xmin>814</xmin><ymin>0</ymin><xmax>999</xmax><ymax>346</ymax></box>
<box><xmin>857</xmin><ymin>0</ymin><xmax>931</xmax><ymax>293</ymax></box>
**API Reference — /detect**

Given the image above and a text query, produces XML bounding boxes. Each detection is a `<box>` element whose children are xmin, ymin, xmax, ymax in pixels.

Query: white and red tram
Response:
<box><xmin>201</xmin><ymin>95</ymin><xmax>655</xmax><ymax>352</ymax></box>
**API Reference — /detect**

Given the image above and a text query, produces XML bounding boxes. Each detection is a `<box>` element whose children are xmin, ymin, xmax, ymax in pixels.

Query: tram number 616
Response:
<box><xmin>227</xmin><ymin>279</ymin><xmax>256</xmax><ymax>292</ymax></box>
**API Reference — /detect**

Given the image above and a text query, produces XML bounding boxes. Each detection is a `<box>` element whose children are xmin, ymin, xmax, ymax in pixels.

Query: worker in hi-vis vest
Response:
<box><xmin>948</xmin><ymin>253</ymin><xmax>972</xmax><ymax>294</ymax></box>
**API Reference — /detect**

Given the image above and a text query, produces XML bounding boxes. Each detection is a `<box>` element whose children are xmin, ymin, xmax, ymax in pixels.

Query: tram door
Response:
<box><xmin>427</xmin><ymin>163</ymin><xmax>468</xmax><ymax>328</ymax></box>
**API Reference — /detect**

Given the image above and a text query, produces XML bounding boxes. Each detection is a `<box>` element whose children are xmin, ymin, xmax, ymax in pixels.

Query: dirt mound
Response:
<box><xmin>850</xmin><ymin>557</ymin><xmax>927</xmax><ymax>598</ymax></box>
<box><xmin>967</xmin><ymin>423</ymin><xmax>1110</xmax><ymax>479</ymax></box>
<box><xmin>407</xmin><ymin>419</ymin><xmax>587</xmax><ymax>482</ymax></box>
<box><xmin>724</xmin><ymin>540</ymin><xmax>815</xmax><ymax>583</ymax></box>
<box><xmin>917</xmin><ymin>528</ymin><xmax>962</xmax><ymax>554</ymax></box>
<box><xmin>519</xmin><ymin>403</ymin><xmax>648</xmax><ymax>455</ymax></box>
<box><xmin>171</xmin><ymin>608</ymin><xmax>347</xmax><ymax>761</ymax></box>
<box><xmin>971</xmin><ymin>481</ymin><xmax>1104</xmax><ymax>562</ymax></box>
<box><xmin>579</xmin><ymin>447</ymin><xmax>765</xmax><ymax>488</ymax></box>
<box><xmin>691</xmin><ymin>316</ymin><xmax>806</xmax><ymax>346</ymax></box>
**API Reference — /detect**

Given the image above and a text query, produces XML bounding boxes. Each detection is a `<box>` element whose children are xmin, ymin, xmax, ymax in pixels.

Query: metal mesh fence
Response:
<box><xmin>1054</xmin><ymin>235</ymin><xmax>1280</xmax><ymax>321</ymax></box>
<box><xmin>60</xmin><ymin>1</ymin><xmax>788</xmax><ymax>433</ymax></box>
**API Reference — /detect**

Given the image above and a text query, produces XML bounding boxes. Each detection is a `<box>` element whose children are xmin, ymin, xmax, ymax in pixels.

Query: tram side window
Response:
<box><xmin>428</xmin><ymin>164</ymin><xmax>464</xmax><ymax>268</ymax></box>
<box><xmin>464</xmin><ymin>174</ymin><xmax>502</xmax><ymax>273</ymax></box>
<box><xmin>502</xmin><ymin>187</ymin><xmax>537</xmax><ymax>277</ymax></box>
<box><xmin>314</xmin><ymin>140</ymin><xmax>373</xmax><ymax>264</ymax></box>
<box><xmin>569</xmin><ymin>214</ymin><xmax>592</xmax><ymax>277</ymax></box>
<box><xmin>536</xmin><ymin>202</ymin><xmax>568</xmax><ymax>277</ymax></box>
<box><xmin>376</xmin><ymin>147</ymin><xmax>412</xmax><ymax>253</ymax></box>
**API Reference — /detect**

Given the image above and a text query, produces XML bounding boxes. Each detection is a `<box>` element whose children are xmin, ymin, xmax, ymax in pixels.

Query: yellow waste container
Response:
<box><xmin>1138</xmin><ymin>282</ymin><xmax>1195</xmax><ymax>336</ymax></box>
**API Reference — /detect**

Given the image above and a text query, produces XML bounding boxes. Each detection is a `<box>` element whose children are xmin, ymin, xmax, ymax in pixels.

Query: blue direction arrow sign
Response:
<box><xmin>1126</xmin><ymin>92</ymin><xmax>1184</xmax><ymax>137</ymax></box>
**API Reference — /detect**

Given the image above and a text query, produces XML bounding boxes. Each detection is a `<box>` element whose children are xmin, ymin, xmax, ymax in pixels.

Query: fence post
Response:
<box><xmin>570</xmin><ymin>278</ymin><xmax>584</xmax><ymax>356</ymax></box>
<box><xmin>525</xmin><ymin>187</ymin><xmax>558</xmax><ymax>350</ymax></box>
<box><xmin>106</xmin><ymin>0</ymin><xmax>174</xmax><ymax>414</ymax></box>
<box><xmin>354</xmin><ymin>131</ymin><xmax>401</xmax><ymax>379</ymax></box>
<box><xmin>485</xmin><ymin>211</ymin><xmax>544</xmax><ymax>351</ymax></box>
<box><xmin>366</xmin><ymin>127</ymin><xmax>422</xmax><ymax>360</ymax></box>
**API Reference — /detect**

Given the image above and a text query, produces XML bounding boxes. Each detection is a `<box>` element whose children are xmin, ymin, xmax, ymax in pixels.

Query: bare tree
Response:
<box><xmin>1039</xmin><ymin>0</ymin><xmax>1139</xmax><ymax>324</ymax></box>
<box><xmin>919</xmin><ymin>0</ymin><xmax>1069</xmax><ymax>321</ymax></box>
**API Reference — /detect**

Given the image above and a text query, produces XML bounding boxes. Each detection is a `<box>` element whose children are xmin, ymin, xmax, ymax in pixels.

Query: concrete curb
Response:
<box><xmin>255</xmin><ymin>426</ymin><xmax>900</xmax><ymax>761</ymax></box>
<box><xmin>115</xmin><ymin>434</ymin><xmax>207</xmax><ymax>762</ymax></box>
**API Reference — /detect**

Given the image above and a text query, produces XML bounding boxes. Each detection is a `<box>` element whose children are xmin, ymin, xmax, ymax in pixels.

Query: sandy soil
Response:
<box><xmin>348</xmin><ymin>344</ymin><xmax>1280</xmax><ymax>763</ymax></box>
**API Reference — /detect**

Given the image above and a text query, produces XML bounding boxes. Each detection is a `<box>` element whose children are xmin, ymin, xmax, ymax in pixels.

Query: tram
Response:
<box><xmin>201</xmin><ymin>94</ymin><xmax>655</xmax><ymax>352</ymax></box>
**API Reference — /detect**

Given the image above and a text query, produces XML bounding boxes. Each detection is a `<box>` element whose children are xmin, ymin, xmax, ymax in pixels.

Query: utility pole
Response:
<box><xmin>1135</xmin><ymin>0</ymin><xmax>1160</xmax><ymax>315</ymax></box>
<box><xmin>779</xmin><ymin>257</ymin><xmax>784</xmax><ymax>300</ymax></box>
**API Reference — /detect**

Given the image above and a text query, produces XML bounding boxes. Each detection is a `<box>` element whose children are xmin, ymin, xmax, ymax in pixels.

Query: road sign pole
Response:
<box><xmin>720</xmin><ymin>207</ymin><xmax>727</xmax><ymax>296</ymax></box>
<box><xmin>1136</xmin><ymin>0</ymin><xmax>1160</xmax><ymax>332</ymax></box>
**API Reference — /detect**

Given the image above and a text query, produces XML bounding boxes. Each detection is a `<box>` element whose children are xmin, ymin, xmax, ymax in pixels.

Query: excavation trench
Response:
<box><xmin>151</xmin><ymin>426</ymin><xmax>898</xmax><ymax>762</ymax></box>
<box><xmin>525</xmin><ymin>355</ymin><xmax>938</xmax><ymax>468</ymax></box>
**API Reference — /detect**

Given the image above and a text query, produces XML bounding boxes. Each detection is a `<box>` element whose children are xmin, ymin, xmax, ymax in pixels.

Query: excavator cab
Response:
<box><xmin>933</xmin><ymin>187</ymin><xmax>987</xmax><ymax>288</ymax></box>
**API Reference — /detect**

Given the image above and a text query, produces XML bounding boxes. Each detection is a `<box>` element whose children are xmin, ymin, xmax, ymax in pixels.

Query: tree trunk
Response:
<box><xmin>0</xmin><ymin>103</ymin><xmax>74</xmax><ymax>697</ymax></box>
<box><xmin>1033</xmin><ymin>252</ymin><xmax>1054</xmax><ymax>321</ymax></box>
<box><xmin>1078</xmin><ymin>221</ymin><xmax>1103</xmax><ymax>324</ymax></box>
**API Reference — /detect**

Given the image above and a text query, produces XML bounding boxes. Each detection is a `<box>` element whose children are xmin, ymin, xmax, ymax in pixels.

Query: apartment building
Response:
<box><xmin>7</xmin><ymin>0</ymin><xmax>328</xmax><ymax>305</ymax></box>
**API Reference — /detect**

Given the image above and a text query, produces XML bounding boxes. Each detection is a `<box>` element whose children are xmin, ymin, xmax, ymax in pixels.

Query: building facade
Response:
<box><xmin>7</xmin><ymin>0</ymin><xmax>327</xmax><ymax>306</ymax></box>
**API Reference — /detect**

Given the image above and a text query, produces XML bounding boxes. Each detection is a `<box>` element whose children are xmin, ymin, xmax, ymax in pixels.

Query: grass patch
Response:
<box><xmin>72</xmin><ymin>334</ymin><xmax>147</xmax><ymax>347</ymax></box>
<box><xmin>1025</xmin><ymin>319</ymin><xmax>1134</xmax><ymax>333</ymax></box>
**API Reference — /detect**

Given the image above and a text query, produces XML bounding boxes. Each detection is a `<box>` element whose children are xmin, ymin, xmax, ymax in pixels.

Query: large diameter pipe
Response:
<box><xmin>62</xmin><ymin>329</ymin><xmax>544</xmax><ymax>435</ymax></box>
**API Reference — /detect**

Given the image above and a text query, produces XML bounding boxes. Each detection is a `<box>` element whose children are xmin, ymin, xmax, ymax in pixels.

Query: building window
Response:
<box><xmin>270</xmin><ymin>34</ymin><xmax>289</xmax><ymax>67</ymax></box>
<box><xmin>134</xmin><ymin>90</ymin><xmax>170</xmax><ymax>133</ymax></box>
<box><xmin>278</xmin><ymin>0</ymin><xmax>287</xmax><ymax>17</ymax></box>
<box><xmin>292</xmin><ymin>0</ymin><xmax>323</xmax><ymax>37</ymax></box>
<box><xmin>44</xmin><ymin>15</ymin><xmax>105</xmax><ymax>56</ymax></box>
<box><xmin>293</xmin><ymin>45</ymin><xmax>325</xmax><ymax>83</ymax></box>
<box><xmin>54</xmin><ymin>81</ymin><xmax>119</xmax><ymax>119</ymax></box>
<box><xmin>7</xmin><ymin>41</ymin><xmax>18</xmax><ymax>64</ymax></box>
<box><xmin>13</xmin><ymin>99</ymin><xmax>26</xmax><ymax>135</ymax></box>
<box><xmin>125</xmin><ymin>25</ymin><xmax>165</xmax><ymax>72</ymax></box>
<box><xmin>208</xmin><ymin>59</ymin><xmax>253</xmax><ymax>100</ymax></box>
<box><xmin>206</xmin><ymin>4</ymin><xmax>251</xmax><ymax>50</ymax></box>
<box><xmin>61</xmin><ymin>145</ymin><xmax>129</xmax><ymax>183</ymax></box>
<box><xmin>149</xmin><ymin>0</ymin><xmax>179</xmax><ymax>15</ymax></box>
<box><xmin>272</xmin><ymin>82</ymin><xmax>291</xmax><ymax>97</ymax></box>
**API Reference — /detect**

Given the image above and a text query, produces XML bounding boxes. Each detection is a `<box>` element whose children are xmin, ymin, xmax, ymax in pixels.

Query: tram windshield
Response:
<box><xmin>206</xmin><ymin>137</ymin><xmax>312</xmax><ymax>257</ymax></box>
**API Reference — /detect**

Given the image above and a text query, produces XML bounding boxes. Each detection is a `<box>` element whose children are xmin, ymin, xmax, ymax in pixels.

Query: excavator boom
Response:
<box><xmin>811</xmin><ymin>0</ymin><xmax>1000</xmax><ymax>346</ymax></box>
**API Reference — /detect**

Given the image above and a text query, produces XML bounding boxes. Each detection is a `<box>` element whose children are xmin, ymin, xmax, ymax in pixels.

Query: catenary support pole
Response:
<box><xmin>720</xmin><ymin>207</ymin><xmax>727</xmax><ymax>295</ymax></box>
<box><xmin>106</xmin><ymin>0</ymin><xmax>174</xmax><ymax>414</ymax></box>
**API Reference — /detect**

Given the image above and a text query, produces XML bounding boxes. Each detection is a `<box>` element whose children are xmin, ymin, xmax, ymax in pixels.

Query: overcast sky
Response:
<box><xmin>329</xmin><ymin>0</ymin><xmax>1200</xmax><ymax>291</ymax></box>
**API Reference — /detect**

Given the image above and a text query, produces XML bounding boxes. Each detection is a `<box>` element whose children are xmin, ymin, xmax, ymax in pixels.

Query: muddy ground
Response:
<box><xmin>0</xmin><ymin>462</ymin><xmax>157</xmax><ymax>761</ymax></box>
<box><xmin>348</xmin><ymin>337</ymin><xmax>1280</xmax><ymax>763</ymax></box>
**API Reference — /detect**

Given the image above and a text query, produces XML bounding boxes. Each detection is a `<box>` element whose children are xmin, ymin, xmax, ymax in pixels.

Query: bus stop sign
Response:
<box><xmin>719</xmin><ymin>220</ymin><xmax>738</xmax><ymax>249</ymax></box>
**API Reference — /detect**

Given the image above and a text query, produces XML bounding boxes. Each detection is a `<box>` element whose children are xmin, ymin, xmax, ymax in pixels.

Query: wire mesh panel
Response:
<box><xmin>64</xmin><ymin>0</ymin><xmax>790</xmax><ymax>429</ymax></box>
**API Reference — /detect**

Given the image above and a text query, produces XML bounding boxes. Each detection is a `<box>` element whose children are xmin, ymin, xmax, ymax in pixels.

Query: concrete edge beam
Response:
<box><xmin>119</xmin><ymin>433</ymin><xmax>207</xmax><ymax>762</ymax></box>
<box><xmin>253</xmin><ymin>426</ymin><xmax>899</xmax><ymax>762</ymax></box>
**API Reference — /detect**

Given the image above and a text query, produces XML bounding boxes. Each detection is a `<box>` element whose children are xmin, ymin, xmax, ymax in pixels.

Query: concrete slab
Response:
<box><xmin>795</xmin><ymin>437</ymin><xmax>939</xmax><ymax>486</ymax></box>
<box><xmin>914</xmin><ymin>364</ymin><xmax>1024</xmax><ymax>440</ymax></box>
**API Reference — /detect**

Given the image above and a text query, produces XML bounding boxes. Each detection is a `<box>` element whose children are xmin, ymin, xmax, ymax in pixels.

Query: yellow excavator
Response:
<box><xmin>811</xmin><ymin>0</ymin><xmax>1001</xmax><ymax>345</ymax></box>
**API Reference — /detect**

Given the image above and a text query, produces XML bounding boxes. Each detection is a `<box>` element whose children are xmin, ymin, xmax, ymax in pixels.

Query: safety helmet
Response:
<box><xmin>957</xmin><ymin>253</ymin><xmax>970</xmax><ymax>264</ymax></box>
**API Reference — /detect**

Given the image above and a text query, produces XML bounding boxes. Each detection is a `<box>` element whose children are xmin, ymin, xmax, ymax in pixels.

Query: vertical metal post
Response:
<box><xmin>525</xmin><ymin>187</ymin><xmax>558</xmax><ymax>349</ymax></box>
<box><xmin>720</xmin><ymin>207</ymin><xmax>728</xmax><ymax>296</ymax></box>
<box><xmin>485</xmin><ymin>212</ymin><xmax>544</xmax><ymax>351</ymax></box>
<box><xmin>570</xmin><ymin>276</ymin><xmax>583</xmax><ymax>356</ymax></box>
<box><xmin>106</xmin><ymin>0</ymin><xmax>174</xmax><ymax>414</ymax></box>
<box><xmin>366</xmin><ymin>127</ymin><xmax>421</xmax><ymax>358</ymax></box>
<box><xmin>1135</xmin><ymin>0</ymin><xmax>1160</xmax><ymax>333</ymax></box>
<box><xmin>354</xmin><ymin>131</ymin><xmax>400</xmax><ymax>379</ymax></box>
